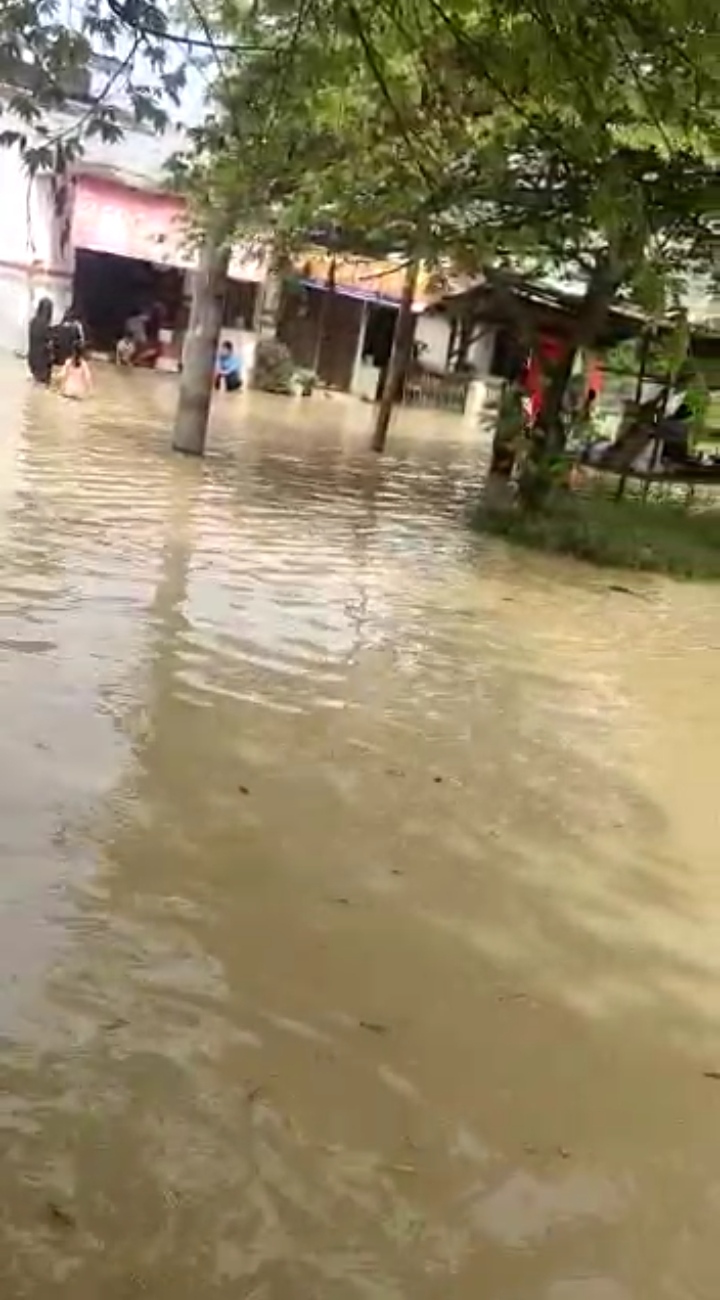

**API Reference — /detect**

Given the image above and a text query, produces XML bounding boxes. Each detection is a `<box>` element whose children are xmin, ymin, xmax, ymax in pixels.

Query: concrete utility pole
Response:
<box><xmin>371</xmin><ymin>258</ymin><xmax>419</xmax><ymax>453</ymax></box>
<box><xmin>172</xmin><ymin>232</ymin><xmax>230</xmax><ymax>457</ymax></box>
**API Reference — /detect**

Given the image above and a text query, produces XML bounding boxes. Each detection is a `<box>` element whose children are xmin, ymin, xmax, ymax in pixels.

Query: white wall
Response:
<box><xmin>414</xmin><ymin>312</ymin><xmax>451</xmax><ymax>372</ymax></box>
<box><xmin>0</xmin><ymin>97</ymin><xmax>187</xmax><ymax>354</ymax></box>
<box><xmin>77</xmin><ymin>122</ymin><xmax>187</xmax><ymax>191</ymax></box>
<box><xmin>469</xmin><ymin>325</ymin><xmax>496</xmax><ymax>375</ymax></box>
<box><xmin>348</xmin><ymin>307</ymin><xmax>499</xmax><ymax>401</ymax></box>
<box><xmin>414</xmin><ymin>311</ymin><xmax>496</xmax><ymax>377</ymax></box>
<box><xmin>0</xmin><ymin>133</ymin><xmax>74</xmax><ymax>351</ymax></box>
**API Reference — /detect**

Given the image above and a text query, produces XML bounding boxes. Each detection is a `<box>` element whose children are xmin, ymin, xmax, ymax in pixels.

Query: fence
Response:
<box><xmin>401</xmin><ymin>370</ymin><xmax>471</xmax><ymax>414</ymax></box>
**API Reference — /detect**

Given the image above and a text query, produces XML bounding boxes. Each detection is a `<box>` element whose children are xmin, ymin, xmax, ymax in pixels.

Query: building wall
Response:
<box><xmin>0</xmin><ymin>137</ymin><xmax>75</xmax><ymax>351</ymax></box>
<box><xmin>470</xmin><ymin>324</ymin><xmax>497</xmax><ymax>374</ymax></box>
<box><xmin>414</xmin><ymin>312</ymin><xmax>497</xmax><ymax>377</ymax></box>
<box><xmin>414</xmin><ymin>312</ymin><xmax>450</xmax><ymax>371</ymax></box>
<box><xmin>349</xmin><ymin>308</ymin><xmax>498</xmax><ymax>403</ymax></box>
<box><xmin>0</xmin><ymin>98</ymin><xmax>187</xmax><ymax>354</ymax></box>
<box><xmin>279</xmin><ymin>286</ymin><xmax>364</xmax><ymax>390</ymax></box>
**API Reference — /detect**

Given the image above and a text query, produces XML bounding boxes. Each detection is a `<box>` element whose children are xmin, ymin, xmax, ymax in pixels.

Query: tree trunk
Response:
<box><xmin>447</xmin><ymin>317</ymin><xmax>458</xmax><ymax>370</ymax></box>
<box><xmin>255</xmin><ymin>269</ymin><xmax>283</xmax><ymax>338</ymax></box>
<box><xmin>311</xmin><ymin>259</ymin><xmax>335</xmax><ymax>376</ymax></box>
<box><xmin>371</xmin><ymin>258</ymin><xmax>419</xmax><ymax>453</ymax></box>
<box><xmin>535</xmin><ymin>346</ymin><xmax>579</xmax><ymax>454</ymax></box>
<box><xmin>456</xmin><ymin>315</ymin><xmax>473</xmax><ymax>371</ymax></box>
<box><xmin>517</xmin><ymin>259</ymin><xmax>623</xmax><ymax>511</ymax></box>
<box><xmin>172</xmin><ymin>234</ymin><xmax>230</xmax><ymax>457</ymax></box>
<box><xmin>535</xmin><ymin>260</ymin><xmax>622</xmax><ymax>455</ymax></box>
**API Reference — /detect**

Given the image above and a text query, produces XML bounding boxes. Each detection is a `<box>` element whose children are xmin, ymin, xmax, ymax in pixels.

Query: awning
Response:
<box><xmin>296</xmin><ymin>251</ymin><xmax>433</xmax><ymax>308</ymax></box>
<box><xmin>299</xmin><ymin>276</ymin><xmax>400</xmax><ymax>307</ymax></box>
<box><xmin>71</xmin><ymin>177</ymin><xmax>265</xmax><ymax>282</ymax></box>
<box><xmin>299</xmin><ymin>277</ymin><xmax>426</xmax><ymax>312</ymax></box>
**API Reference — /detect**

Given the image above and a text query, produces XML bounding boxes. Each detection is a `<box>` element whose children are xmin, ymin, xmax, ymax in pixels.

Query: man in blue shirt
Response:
<box><xmin>215</xmin><ymin>339</ymin><xmax>243</xmax><ymax>392</ymax></box>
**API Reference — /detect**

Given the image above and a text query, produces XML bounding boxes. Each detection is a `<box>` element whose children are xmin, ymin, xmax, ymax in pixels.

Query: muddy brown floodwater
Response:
<box><xmin>2</xmin><ymin>357</ymin><xmax>720</xmax><ymax>1299</ymax></box>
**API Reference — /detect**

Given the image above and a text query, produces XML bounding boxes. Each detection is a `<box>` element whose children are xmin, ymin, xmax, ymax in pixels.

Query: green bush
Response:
<box><xmin>251</xmin><ymin>338</ymin><xmax>295</xmax><ymax>394</ymax></box>
<box><xmin>472</xmin><ymin>485</ymin><xmax>720</xmax><ymax>578</ymax></box>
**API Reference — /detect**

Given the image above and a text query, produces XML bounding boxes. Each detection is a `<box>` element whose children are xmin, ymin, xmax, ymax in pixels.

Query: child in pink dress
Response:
<box><xmin>58</xmin><ymin>343</ymin><xmax>92</xmax><ymax>400</ymax></box>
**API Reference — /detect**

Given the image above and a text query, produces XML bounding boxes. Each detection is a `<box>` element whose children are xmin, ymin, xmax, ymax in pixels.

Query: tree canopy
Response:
<box><xmin>3</xmin><ymin>0</ymin><xmax>717</xmax><ymax>316</ymax></box>
<box><xmin>0</xmin><ymin>0</ymin><xmax>189</xmax><ymax>173</ymax></box>
<box><xmin>182</xmin><ymin>0</ymin><xmax>718</xmax><ymax>320</ymax></box>
<box><xmin>2</xmin><ymin>0</ymin><xmax>718</xmax><ymax>434</ymax></box>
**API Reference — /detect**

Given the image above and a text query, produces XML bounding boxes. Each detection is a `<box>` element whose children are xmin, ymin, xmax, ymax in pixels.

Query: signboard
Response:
<box><xmin>298</xmin><ymin>251</ymin><xmax>432</xmax><ymax>306</ymax></box>
<box><xmin>71</xmin><ymin>177</ymin><xmax>266</xmax><ymax>282</ymax></box>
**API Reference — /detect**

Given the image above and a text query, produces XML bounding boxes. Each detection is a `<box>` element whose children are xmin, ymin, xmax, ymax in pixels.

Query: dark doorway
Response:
<box><xmin>278</xmin><ymin>285</ymin><xmax>364</xmax><ymax>390</ymax></box>
<box><xmin>72</xmin><ymin>249</ymin><xmax>186</xmax><ymax>351</ymax></box>
<box><xmin>223</xmin><ymin>279</ymin><xmax>259</xmax><ymax>330</ymax></box>
<box><xmin>362</xmin><ymin>303</ymin><xmax>397</xmax><ymax>368</ymax></box>
<box><xmin>491</xmin><ymin>327</ymin><xmax>528</xmax><ymax>381</ymax></box>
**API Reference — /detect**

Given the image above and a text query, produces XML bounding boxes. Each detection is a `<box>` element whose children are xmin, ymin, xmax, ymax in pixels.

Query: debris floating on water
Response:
<box><xmin>46</xmin><ymin>1201</ymin><xmax>76</xmax><ymax>1229</ymax></box>
<box><xmin>359</xmin><ymin>1020</ymin><xmax>388</xmax><ymax>1035</ymax></box>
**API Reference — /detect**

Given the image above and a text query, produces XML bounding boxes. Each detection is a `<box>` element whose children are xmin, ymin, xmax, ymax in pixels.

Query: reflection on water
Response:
<box><xmin>2</xmin><ymin>358</ymin><xmax>720</xmax><ymax>1298</ymax></box>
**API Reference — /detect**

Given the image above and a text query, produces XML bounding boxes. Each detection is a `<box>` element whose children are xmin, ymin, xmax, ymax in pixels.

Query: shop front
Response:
<box><xmin>70</xmin><ymin>176</ymin><xmax>265</xmax><ymax>365</ymax></box>
<box><xmin>278</xmin><ymin>253</ymin><xmax>433</xmax><ymax>395</ymax></box>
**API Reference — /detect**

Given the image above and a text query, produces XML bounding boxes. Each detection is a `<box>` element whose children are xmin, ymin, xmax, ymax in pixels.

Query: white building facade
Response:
<box><xmin>0</xmin><ymin>94</ymin><xmax>264</xmax><ymax>357</ymax></box>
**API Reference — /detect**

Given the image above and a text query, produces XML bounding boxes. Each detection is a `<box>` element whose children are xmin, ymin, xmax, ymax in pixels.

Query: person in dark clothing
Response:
<box><xmin>27</xmin><ymin>298</ymin><xmax>54</xmax><ymax>384</ymax></box>
<box><xmin>52</xmin><ymin>308</ymin><xmax>85</xmax><ymax>367</ymax></box>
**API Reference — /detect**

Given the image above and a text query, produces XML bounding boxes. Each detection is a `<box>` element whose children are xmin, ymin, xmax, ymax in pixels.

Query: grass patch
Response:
<box><xmin>472</xmin><ymin>486</ymin><xmax>720</xmax><ymax>578</ymax></box>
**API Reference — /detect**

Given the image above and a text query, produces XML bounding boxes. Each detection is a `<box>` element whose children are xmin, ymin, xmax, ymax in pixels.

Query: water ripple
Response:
<box><xmin>1</xmin><ymin>360</ymin><xmax>720</xmax><ymax>1298</ymax></box>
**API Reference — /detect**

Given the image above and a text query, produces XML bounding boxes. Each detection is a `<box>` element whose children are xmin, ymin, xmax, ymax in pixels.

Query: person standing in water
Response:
<box><xmin>27</xmin><ymin>298</ymin><xmax>54</xmax><ymax>385</ymax></box>
<box><xmin>58</xmin><ymin>339</ymin><xmax>92</xmax><ymax>400</ymax></box>
<box><xmin>53</xmin><ymin>307</ymin><xmax>85</xmax><ymax>368</ymax></box>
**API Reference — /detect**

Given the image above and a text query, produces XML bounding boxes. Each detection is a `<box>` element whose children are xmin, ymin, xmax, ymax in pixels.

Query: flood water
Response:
<box><xmin>2</xmin><ymin>357</ymin><xmax>720</xmax><ymax>1299</ymax></box>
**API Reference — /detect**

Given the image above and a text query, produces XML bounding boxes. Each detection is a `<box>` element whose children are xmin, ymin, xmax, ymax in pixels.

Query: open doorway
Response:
<box><xmin>223</xmin><ymin>279</ymin><xmax>259</xmax><ymax>330</ymax></box>
<box><xmin>362</xmin><ymin>303</ymin><xmax>397</xmax><ymax>369</ymax></box>
<box><xmin>72</xmin><ymin>248</ymin><xmax>187</xmax><ymax>352</ymax></box>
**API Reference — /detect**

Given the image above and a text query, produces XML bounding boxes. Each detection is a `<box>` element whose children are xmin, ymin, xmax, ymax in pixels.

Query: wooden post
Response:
<box><xmin>371</xmin><ymin>258</ymin><xmax>419</xmax><ymax>453</ymax></box>
<box><xmin>172</xmin><ymin>232</ymin><xmax>230</xmax><ymax>457</ymax></box>
<box><xmin>633</xmin><ymin>328</ymin><xmax>651</xmax><ymax>406</ymax></box>
<box><xmin>311</xmin><ymin>259</ymin><xmax>336</xmax><ymax>377</ymax></box>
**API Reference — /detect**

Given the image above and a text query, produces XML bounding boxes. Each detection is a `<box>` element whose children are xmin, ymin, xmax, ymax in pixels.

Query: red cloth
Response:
<box><xmin>524</xmin><ymin>338</ymin><xmax>604</xmax><ymax>418</ymax></box>
<box><xmin>587</xmin><ymin>358</ymin><xmax>603</xmax><ymax>396</ymax></box>
<box><xmin>525</xmin><ymin>335</ymin><xmax>567</xmax><ymax>419</ymax></box>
